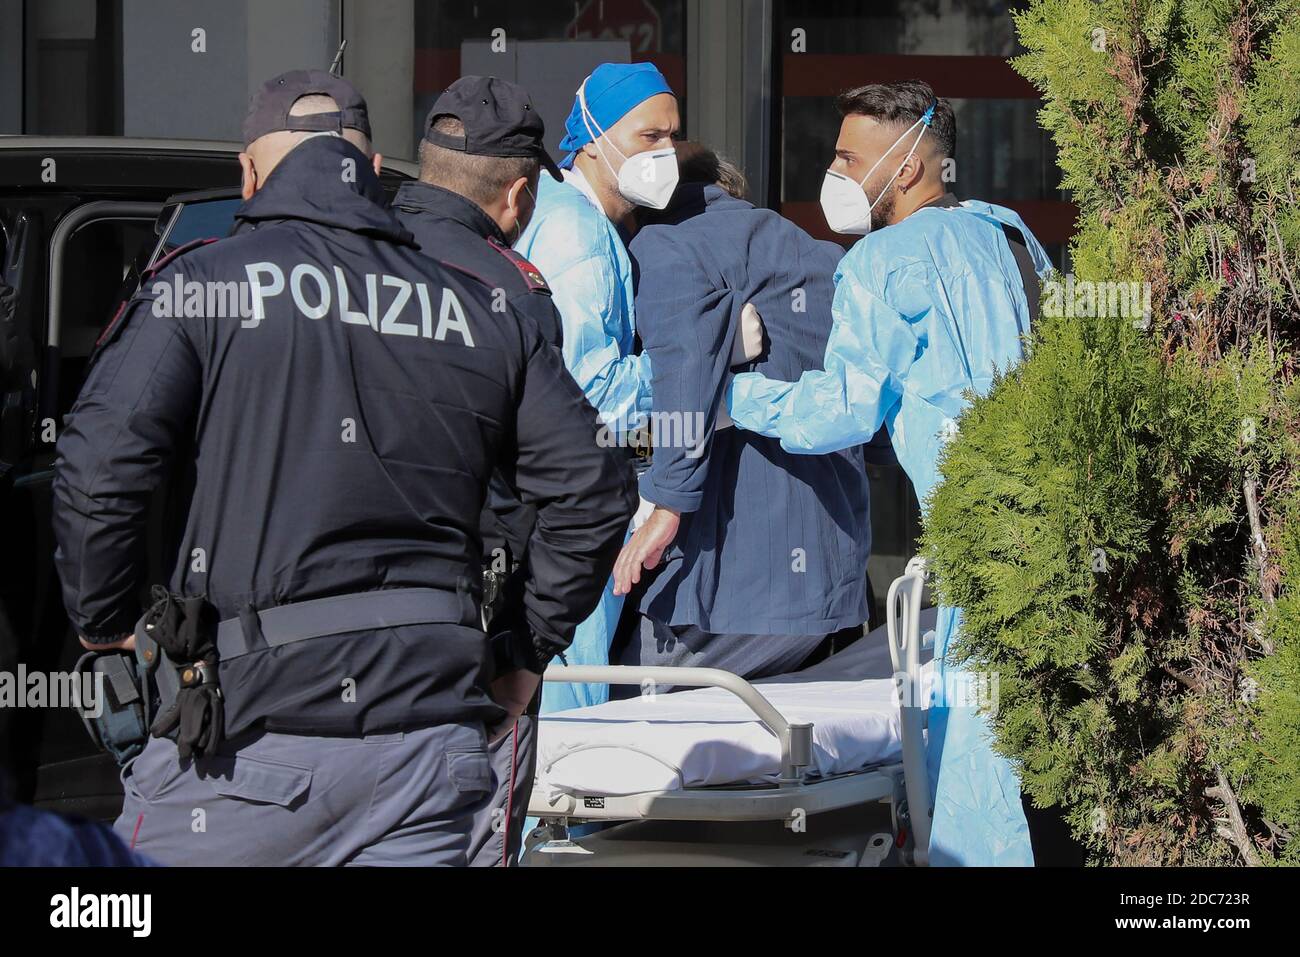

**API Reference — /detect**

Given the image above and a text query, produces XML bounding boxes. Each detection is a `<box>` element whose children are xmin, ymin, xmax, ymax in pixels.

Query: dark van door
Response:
<box><xmin>4</xmin><ymin>199</ymin><xmax>163</xmax><ymax>819</ymax></box>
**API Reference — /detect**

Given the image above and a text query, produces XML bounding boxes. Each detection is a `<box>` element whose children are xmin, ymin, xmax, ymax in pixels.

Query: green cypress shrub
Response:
<box><xmin>923</xmin><ymin>0</ymin><xmax>1300</xmax><ymax>865</ymax></box>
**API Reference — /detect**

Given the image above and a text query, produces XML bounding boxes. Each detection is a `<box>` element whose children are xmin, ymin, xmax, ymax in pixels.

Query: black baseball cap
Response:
<box><xmin>242</xmin><ymin>69</ymin><xmax>372</xmax><ymax>146</ymax></box>
<box><xmin>423</xmin><ymin>76</ymin><xmax>562</xmax><ymax>181</ymax></box>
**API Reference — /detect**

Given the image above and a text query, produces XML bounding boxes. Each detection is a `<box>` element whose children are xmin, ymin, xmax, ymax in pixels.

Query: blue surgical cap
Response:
<box><xmin>557</xmin><ymin>62</ymin><xmax>674</xmax><ymax>169</ymax></box>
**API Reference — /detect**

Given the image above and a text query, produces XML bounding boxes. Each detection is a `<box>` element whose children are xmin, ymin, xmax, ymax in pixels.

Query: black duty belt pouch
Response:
<box><xmin>481</xmin><ymin>558</ymin><xmax>521</xmax><ymax>630</ymax></box>
<box><xmin>73</xmin><ymin>649</ymin><xmax>150</xmax><ymax>767</ymax></box>
<box><xmin>141</xmin><ymin>587</ymin><xmax>224</xmax><ymax>760</ymax></box>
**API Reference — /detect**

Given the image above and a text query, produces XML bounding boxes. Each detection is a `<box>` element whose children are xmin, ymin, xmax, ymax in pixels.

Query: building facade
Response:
<box><xmin>1</xmin><ymin>0</ymin><xmax>1072</xmax><ymax>605</ymax></box>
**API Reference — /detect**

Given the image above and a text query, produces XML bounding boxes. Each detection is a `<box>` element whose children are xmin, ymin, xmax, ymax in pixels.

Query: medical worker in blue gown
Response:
<box><xmin>514</xmin><ymin>63</ymin><xmax>680</xmax><ymax>712</ymax></box>
<box><xmin>726</xmin><ymin>81</ymin><xmax>1052</xmax><ymax>866</ymax></box>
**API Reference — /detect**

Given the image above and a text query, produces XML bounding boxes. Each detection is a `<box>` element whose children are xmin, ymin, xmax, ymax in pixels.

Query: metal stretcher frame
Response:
<box><xmin>528</xmin><ymin>562</ymin><xmax>935</xmax><ymax>864</ymax></box>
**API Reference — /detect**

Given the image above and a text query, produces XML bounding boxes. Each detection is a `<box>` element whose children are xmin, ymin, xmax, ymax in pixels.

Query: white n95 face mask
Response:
<box><xmin>820</xmin><ymin>170</ymin><xmax>877</xmax><ymax>236</ymax></box>
<box><xmin>614</xmin><ymin>147</ymin><xmax>679</xmax><ymax>209</ymax></box>
<box><xmin>819</xmin><ymin>108</ymin><xmax>933</xmax><ymax>236</ymax></box>
<box><xmin>578</xmin><ymin>80</ymin><xmax>679</xmax><ymax>210</ymax></box>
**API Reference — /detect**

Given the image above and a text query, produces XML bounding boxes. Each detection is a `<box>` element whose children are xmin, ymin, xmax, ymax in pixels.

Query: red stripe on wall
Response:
<box><xmin>639</xmin><ymin>52</ymin><xmax>685</xmax><ymax>98</ymax></box>
<box><xmin>1000</xmin><ymin>199</ymin><xmax>1078</xmax><ymax>246</ymax></box>
<box><xmin>782</xmin><ymin>54</ymin><xmax>1039</xmax><ymax>100</ymax></box>
<box><xmin>414</xmin><ymin>49</ymin><xmax>462</xmax><ymax>96</ymax></box>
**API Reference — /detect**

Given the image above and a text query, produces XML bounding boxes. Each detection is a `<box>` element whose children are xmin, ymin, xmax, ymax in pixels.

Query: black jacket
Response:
<box><xmin>52</xmin><ymin>137</ymin><xmax>635</xmax><ymax>736</ymax></box>
<box><xmin>391</xmin><ymin>181</ymin><xmax>565</xmax><ymax>570</ymax></box>
<box><xmin>391</xmin><ymin>181</ymin><xmax>562</xmax><ymax>346</ymax></box>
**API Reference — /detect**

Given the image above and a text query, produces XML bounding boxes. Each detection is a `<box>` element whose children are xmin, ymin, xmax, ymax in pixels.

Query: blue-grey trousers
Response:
<box><xmin>115</xmin><ymin>722</ymin><xmax>491</xmax><ymax>866</ymax></box>
<box><xmin>466</xmin><ymin>713</ymin><xmax>537</xmax><ymax>867</ymax></box>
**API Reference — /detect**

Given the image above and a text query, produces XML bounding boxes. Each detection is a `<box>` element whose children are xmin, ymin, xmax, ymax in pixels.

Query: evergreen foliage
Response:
<box><xmin>924</xmin><ymin>0</ymin><xmax>1300</xmax><ymax>864</ymax></box>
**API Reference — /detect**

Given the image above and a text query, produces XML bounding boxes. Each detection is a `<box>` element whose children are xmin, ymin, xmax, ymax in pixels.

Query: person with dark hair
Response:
<box><xmin>834</xmin><ymin>79</ymin><xmax>957</xmax><ymax>186</ymax></box>
<box><xmin>390</xmin><ymin>76</ymin><xmax>570</xmax><ymax>868</ymax></box>
<box><xmin>395</xmin><ymin>76</ymin><xmax>564</xmax><ymax>363</ymax></box>
<box><xmin>612</xmin><ymin>143</ymin><xmax>872</xmax><ymax>691</ymax></box>
<box><xmin>727</xmin><ymin>80</ymin><xmax>1053</xmax><ymax>866</ymax></box>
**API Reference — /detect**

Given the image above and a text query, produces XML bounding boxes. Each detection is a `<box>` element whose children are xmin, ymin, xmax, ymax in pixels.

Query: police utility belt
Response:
<box><xmin>77</xmin><ymin>586</ymin><xmax>469</xmax><ymax>766</ymax></box>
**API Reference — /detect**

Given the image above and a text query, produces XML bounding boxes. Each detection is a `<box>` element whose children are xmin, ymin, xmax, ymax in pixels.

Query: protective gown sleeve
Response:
<box><xmin>727</xmin><ymin>266</ymin><xmax>919</xmax><ymax>455</ymax></box>
<box><xmin>543</xmin><ymin>250</ymin><xmax>653</xmax><ymax>431</ymax></box>
<box><xmin>492</xmin><ymin>318</ymin><xmax>638</xmax><ymax>673</ymax></box>
<box><xmin>52</xmin><ymin>288</ymin><xmax>203</xmax><ymax>641</ymax></box>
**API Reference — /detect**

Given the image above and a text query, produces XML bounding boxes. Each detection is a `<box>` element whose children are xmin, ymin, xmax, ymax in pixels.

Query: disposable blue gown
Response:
<box><xmin>515</xmin><ymin>171</ymin><xmax>652</xmax><ymax>712</ymax></box>
<box><xmin>728</xmin><ymin>199</ymin><xmax>1052</xmax><ymax>866</ymax></box>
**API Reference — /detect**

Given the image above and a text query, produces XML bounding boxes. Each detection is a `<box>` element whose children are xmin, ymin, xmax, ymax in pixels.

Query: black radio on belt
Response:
<box><xmin>73</xmin><ymin>649</ymin><xmax>151</xmax><ymax>767</ymax></box>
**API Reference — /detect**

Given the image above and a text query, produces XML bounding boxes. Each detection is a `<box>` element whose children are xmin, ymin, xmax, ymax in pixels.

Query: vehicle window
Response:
<box><xmin>58</xmin><ymin>219</ymin><xmax>156</xmax><ymax>360</ymax></box>
<box><xmin>162</xmin><ymin>197</ymin><xmax>240</xmax><ymax>254</ymax></box>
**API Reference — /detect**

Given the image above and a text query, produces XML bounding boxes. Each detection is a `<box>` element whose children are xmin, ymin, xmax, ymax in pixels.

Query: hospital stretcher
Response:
<box><xmin>522</xmin><ymin>560</ymin><xmax>935</xmax><ymax>867</ymax></box>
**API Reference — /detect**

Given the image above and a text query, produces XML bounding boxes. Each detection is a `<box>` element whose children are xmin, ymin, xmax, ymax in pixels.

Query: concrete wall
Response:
<box><xmin>122</xmin><ymin>0</ymin><xmax>340</xmax><ymax>142</ymax></box>
<box><xmin>341</xmin><ymin>0</ymin><xmax>413</xmax><ymax>160</ymax></box>
<box><xmin>122</xmin><ymin>0</ymin><xmax>250</xmax><ymax>140</ymax></box>
<box><xmin>247</xmin><ymin>0</ymin><xmax>338</xmax><ymax>100</ymax></box>
<box><xmin>685</xmin><ymin>0</ymin><xmax>774</xmax><ymax>205</ymax></box>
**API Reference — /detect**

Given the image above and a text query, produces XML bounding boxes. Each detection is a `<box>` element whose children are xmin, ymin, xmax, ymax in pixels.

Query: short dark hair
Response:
<box><xmin>836</xmin><ymin>80</ymin><xmax>956</xmax><ymax>160</ymax></box>
<box><xmin>675</xmin><ymin>141</ymin><xmax>749</xmax><ymax>200</ymax></box>
<box><xmin>418</xmin><ymin>116</ymin><xmax>538</xmax><ymax>206</ymax></box>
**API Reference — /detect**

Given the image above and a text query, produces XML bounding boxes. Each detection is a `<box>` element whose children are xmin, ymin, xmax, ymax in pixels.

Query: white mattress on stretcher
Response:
<box><xmin>535</xmin><ymin>663</ymin><xmax>934</xmax><ymax>797</ymax></box>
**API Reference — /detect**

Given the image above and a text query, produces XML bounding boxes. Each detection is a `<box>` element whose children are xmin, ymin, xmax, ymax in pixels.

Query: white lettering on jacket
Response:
<box><xmin>239</xmin><ymin>262</ymin><xmax>475</xmax><ymax>346</ymax></box>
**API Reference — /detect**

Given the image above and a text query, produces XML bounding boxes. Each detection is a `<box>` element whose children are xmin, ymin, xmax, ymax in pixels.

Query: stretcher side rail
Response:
<box><xmin>889</xmin><ymin>557</ymin><xmax>932</xmax><ymax>865</ymax></box>
<box><xmin>538</xmin><ymin>664</ymin><xmax>815</xmax><ymax>783</ymax></box>
<box><xmin>529</xmin><ymin>764</ymin><xmax>903</xmax><ymax>822</ymax></box>
<box><xmin>533</xmin><ymin>558</ymin><xmax>933</xmax><ymax>863</ymax></box>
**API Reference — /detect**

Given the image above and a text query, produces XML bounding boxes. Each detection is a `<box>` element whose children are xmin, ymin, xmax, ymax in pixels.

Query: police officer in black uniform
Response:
<box><xmin>51</xmin><ymin>70</ymin><xmax>635</xmax><ymax>866</ymax></box>
<box><xmin>394</xmin><ymin>76</ymin><xmax>564</xmax><ymax>347</ymax></box>
<box><xmin>391</xmin><ymin>77</ymin><xmax>568</xmax><ymax>866</ymax></box>
<box><xmin>393</xmin><ymin>78</ymin><xmax>566</xmax><ymax>604</ymax></box>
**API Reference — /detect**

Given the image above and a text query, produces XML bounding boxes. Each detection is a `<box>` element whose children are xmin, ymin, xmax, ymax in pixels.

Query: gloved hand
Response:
<box><xmin>731</xmin><ymin>302</ymin><xmax>765</xmax><ymax>366</ymax></box>
<box><xmin>143</xmin><ymin>588</ymin><xmax>223</xmax><ymax>760</ymax></box>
